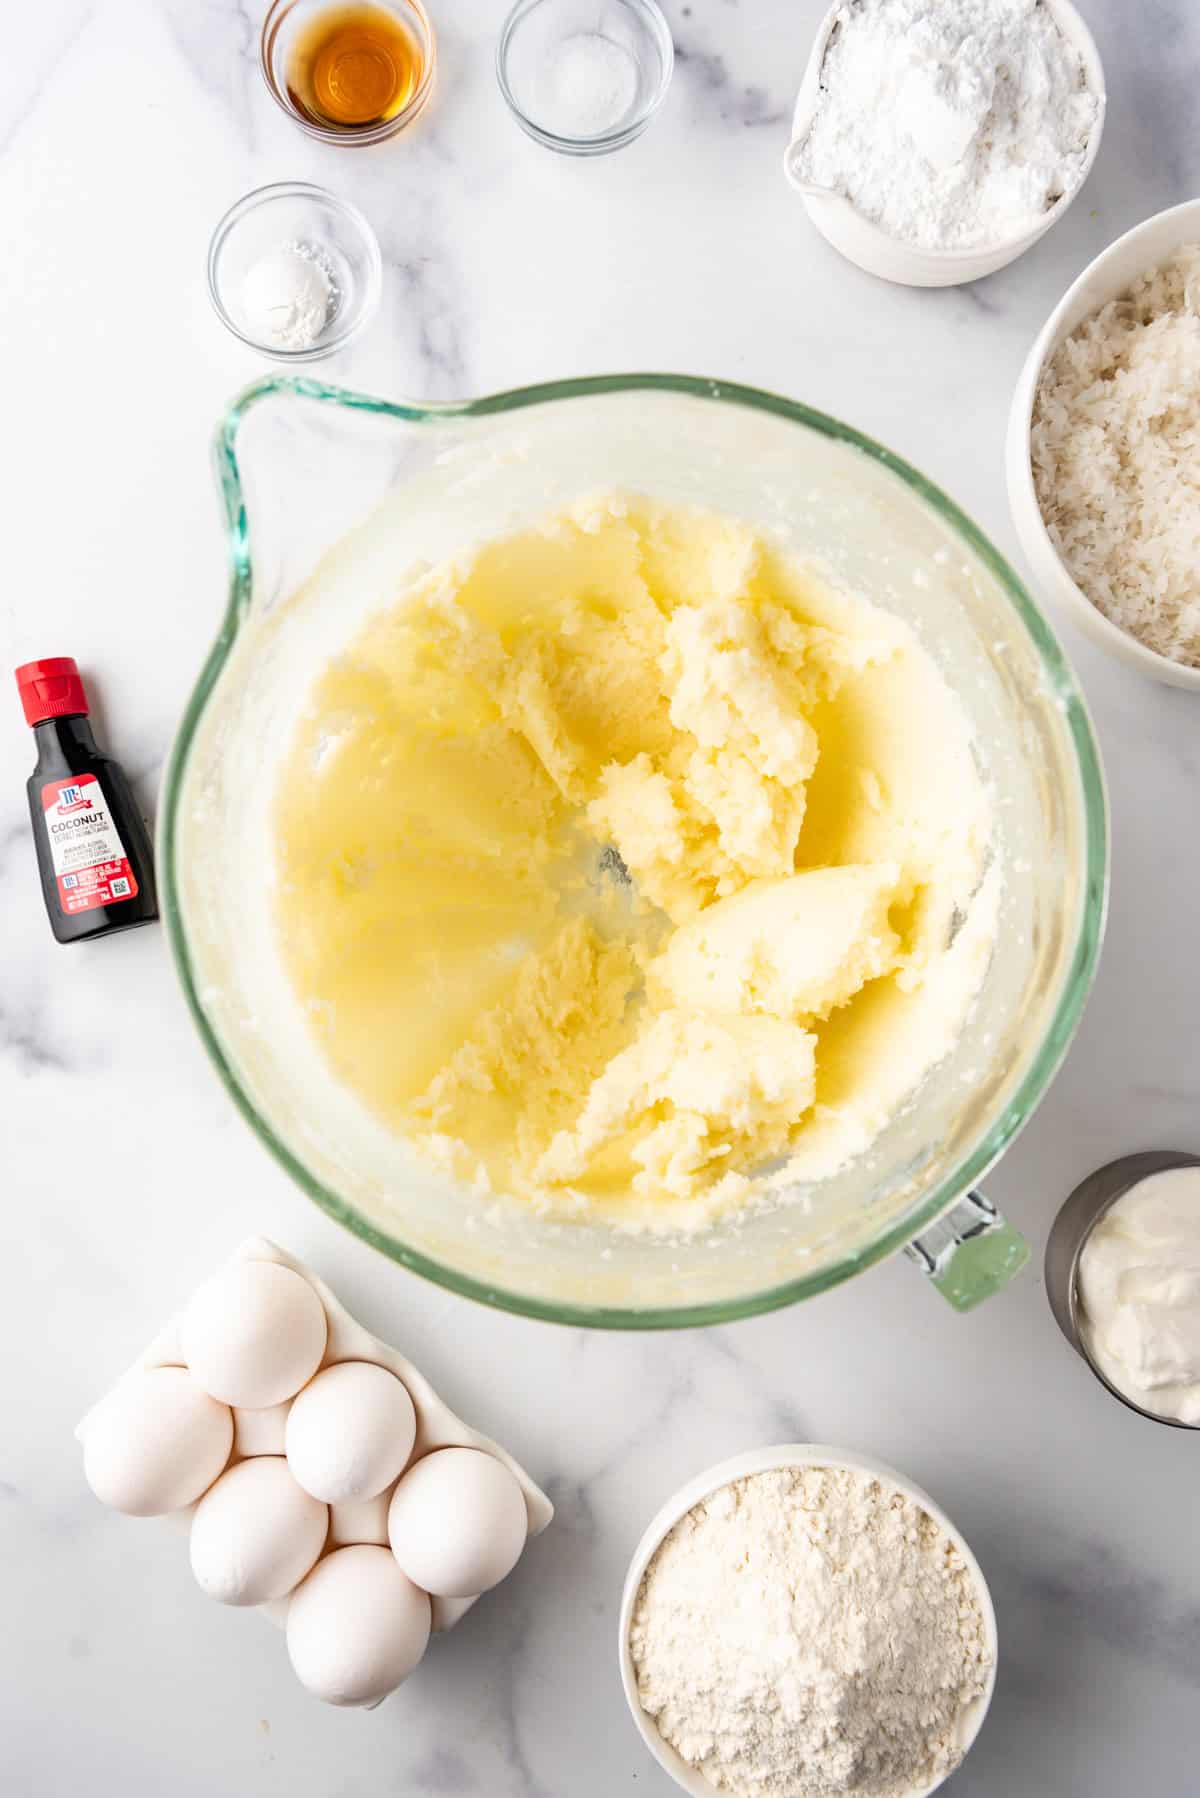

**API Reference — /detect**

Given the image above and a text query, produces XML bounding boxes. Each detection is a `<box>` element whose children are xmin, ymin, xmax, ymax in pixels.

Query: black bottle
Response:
<box><xmin>16</xmin><ymin>657</ymin><xmax>158</xmax><ymax>944</ymax></box>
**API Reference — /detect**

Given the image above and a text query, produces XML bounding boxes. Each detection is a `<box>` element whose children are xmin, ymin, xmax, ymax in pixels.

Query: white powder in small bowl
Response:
<box><xmin>533</xmin><ymin>32</ymin><xmax>640</xmax><ymax>139</ymax></box>
<box><xmin>240</xmin><ymin>242</ymin><xmax>336</xmax><ymax>352</ymax></box>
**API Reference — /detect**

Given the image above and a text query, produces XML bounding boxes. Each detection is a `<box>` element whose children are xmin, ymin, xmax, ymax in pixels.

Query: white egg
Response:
<box><xmin>328</xmin><ymin>1488</ymin><xmax>394</xmax><ymax>1548</ymax></box>
<box><xmin>232</xmin><ymin>1401</ymin><xmax>290</xmax><ymax>1458</ymax></box>
<box><xmin>286</xmin><ymin>1545</ymin><xmax>430</xmax><ymax>1706</ymax></box>
<box><xmin>82</xmin><ymin>1367</ymin><xmax>233</xmax><ymax>1516</ymax></box>
<box><xmin>286</xmin><ymin>1361</ymin><xmax>416</xmax><ymax>1504</ymax></box>
<box><xmin>189</xmin><ymin>1456</ymin><xmax>328</xmax><ymax>1606</ymax></box>
<box><xmin>387</xmin><ymin>1448</ymin><xmax>527</xmax><ymax>1598</ymax></box>
<box><xmin>181</xmin><ymin>1261</ymin><xmax>327</xmax><ymax>1409</ymax></box>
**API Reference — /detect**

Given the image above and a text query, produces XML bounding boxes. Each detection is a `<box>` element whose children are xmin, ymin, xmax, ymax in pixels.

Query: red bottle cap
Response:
<box><xmin>15</xmin><ymin>657</ymin><xmax>90</xmax><ymax>726</ymax></box>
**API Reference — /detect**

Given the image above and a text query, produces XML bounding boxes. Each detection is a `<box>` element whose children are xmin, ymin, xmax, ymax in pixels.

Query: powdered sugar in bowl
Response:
<box><xmin>783</xmin><ymin>0</ymin><xmax>1105</xmax><ymax>288</ymax></box>
<box><xmin>619</xmin><ymin>1445</ymin><xmax>997</xmax><ymax>1798</ymax></box>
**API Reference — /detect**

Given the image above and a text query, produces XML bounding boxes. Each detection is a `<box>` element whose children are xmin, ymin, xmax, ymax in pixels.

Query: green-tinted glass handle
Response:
<box><xmin>903</xmin><ymin>1190</ymin><xmax>1029</xmax><ymax>1311</ymax></box>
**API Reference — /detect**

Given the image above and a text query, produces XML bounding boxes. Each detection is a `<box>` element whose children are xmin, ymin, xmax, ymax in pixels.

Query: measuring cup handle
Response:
<box><xmin>903</xmin><ymin>1190</ymin><xmax>1029</xmax><ymax>1312</ymax></box>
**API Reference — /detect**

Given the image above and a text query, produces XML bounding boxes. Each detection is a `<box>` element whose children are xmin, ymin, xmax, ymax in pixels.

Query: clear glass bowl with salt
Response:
<box><xmin>497</xmin><ymin>0</ymin><xmax>673</xmax><ymax>155</ymax></box>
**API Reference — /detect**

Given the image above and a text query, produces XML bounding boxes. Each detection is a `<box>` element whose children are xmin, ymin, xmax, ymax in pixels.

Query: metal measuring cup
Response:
<box><xmin>1044</xmin><ymin>1149</ymin><xmax>1200</xmax><ymax>1431</ymax></box>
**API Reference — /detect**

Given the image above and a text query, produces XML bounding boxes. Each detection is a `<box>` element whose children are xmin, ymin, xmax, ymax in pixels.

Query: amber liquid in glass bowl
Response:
<box><xmin>286</xmin><ymin>2</ymin><xmax>426</xmax><ymax>130</ymax></box>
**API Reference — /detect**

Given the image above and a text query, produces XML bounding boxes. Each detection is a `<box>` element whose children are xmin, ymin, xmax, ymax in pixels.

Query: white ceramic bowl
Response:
<box><xmin>783</xmin><ymin>0</ymin><xmax>1105</xmax><ymax>288</ymax></box>
<box><xmin>1007</xmin><ymin>196</ymin><xmax>1200</xmax><ymax>691</ymax></box>
<box><xmin>619</xmin><ymin>1444</ymin><xmax>998</xmax><ymax>1798</ymax></box>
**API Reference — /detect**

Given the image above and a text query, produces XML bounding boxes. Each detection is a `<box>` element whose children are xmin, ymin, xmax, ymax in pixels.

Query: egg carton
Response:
<box><xmin>76</xmin><ymin>1237</ymin><xmax>553</xmax><ymax>1703</ymax></box>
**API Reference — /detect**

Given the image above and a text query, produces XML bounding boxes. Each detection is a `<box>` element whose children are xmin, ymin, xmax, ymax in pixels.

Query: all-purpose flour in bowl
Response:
<box><xmin>627</xmin><ymin>1461</ymin><xmax>994</xmax><ymax>1798</ymax></box>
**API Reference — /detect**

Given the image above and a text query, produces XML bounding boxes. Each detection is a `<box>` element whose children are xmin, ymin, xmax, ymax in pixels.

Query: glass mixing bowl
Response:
<box><xmin>162</xmin><ymin>375</ymin><xmax>1107</xmax><ymax>1327</ymax></box>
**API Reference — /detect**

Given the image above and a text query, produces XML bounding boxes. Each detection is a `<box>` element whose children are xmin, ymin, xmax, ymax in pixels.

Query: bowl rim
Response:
<box><xmin>259</xmin><ymin>0</ymin><xmax>436</xmax><ymax>146</ymax></box>
<box><xmin>1007</xmin><ymin>195</ymin><xmax>1200</xmax><ymax>690</ymax></box>
<box><xmin>784</xmin><ymin>0</ymin><xmax>1106</xmax><ymax>268</ymax></box>
<box><xmin>495</xmin><ymin>0</ymin><xmax>674</xmax><ymax>155</ymax></box>
<box><xmin>206</xmin><ymin>180</ymin><xmax>383</xmax><ymax>363</ymax></box>
<box><xmin>160</xmin><ymin>370</ymin><xmax>1109</xmax><ymax>1330</ymax></box>
<box><xmin>617</xmin><ymin>1443</ymin><xmax>999</xmax><ymax>1798</ymax></box>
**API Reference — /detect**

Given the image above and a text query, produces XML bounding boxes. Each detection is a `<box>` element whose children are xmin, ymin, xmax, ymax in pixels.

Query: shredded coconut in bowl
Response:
<box><xmin>1031</xmin><ymin>247</ymin><xmax>1200</xmax><ymax>668</ymax></box>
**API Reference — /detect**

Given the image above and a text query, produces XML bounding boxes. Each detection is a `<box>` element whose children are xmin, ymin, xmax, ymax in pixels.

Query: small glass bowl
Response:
<box><xmin>261</xmin><ymin>0</ymin><xmax>435</xmax><ymax>146</ymax></box>
<box><xmin>207</xmin><ymin>182</ymin><xmax>382</xmax><ymax>364</ymax></box>
<box><xmin>497</xmin><ymin>0</ymin><xmax>673</xmax><ymax>155</ymax></box>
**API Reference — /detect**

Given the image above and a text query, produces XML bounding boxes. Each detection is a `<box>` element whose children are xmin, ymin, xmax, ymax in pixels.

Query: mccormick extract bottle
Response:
<box><xmin>16</xmin><ymin>657</ymin><xmax>158</xmax><ymax>944</ymax></box>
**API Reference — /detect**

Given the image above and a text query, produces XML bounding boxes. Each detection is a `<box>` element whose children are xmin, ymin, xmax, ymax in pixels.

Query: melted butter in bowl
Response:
<box><xmin>272</xmin><ymin>493</ymin><xmax>995</xmax><ymax>1235</ymax></box>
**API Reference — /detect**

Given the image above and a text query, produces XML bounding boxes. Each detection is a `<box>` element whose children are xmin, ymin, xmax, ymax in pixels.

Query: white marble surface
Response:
<box><xmin>2</xmin><ymin>1</ymin><xmax>1199</xmax><ymax>1792</ymax></box>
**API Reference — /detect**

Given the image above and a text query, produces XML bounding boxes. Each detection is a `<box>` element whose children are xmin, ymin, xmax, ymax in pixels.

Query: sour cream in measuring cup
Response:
<box><xmin>1077</xmin><ymin>1166</ymin><xmax>1200</xmax><ymax>1425</ymax></box>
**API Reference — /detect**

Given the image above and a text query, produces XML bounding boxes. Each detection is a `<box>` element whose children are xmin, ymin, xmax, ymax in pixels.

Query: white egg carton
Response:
<box><xmin>76</xmin><ymin>1237</ymin><xmax>553</xmax><ymax>1704</ymax></box>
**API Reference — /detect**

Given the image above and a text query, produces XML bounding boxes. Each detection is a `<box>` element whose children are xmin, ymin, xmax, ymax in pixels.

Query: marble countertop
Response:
<box><xmin>3</xmin><ymin>2</ymin><xmax>1199</xmax><ymax>1792</ymax></box>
